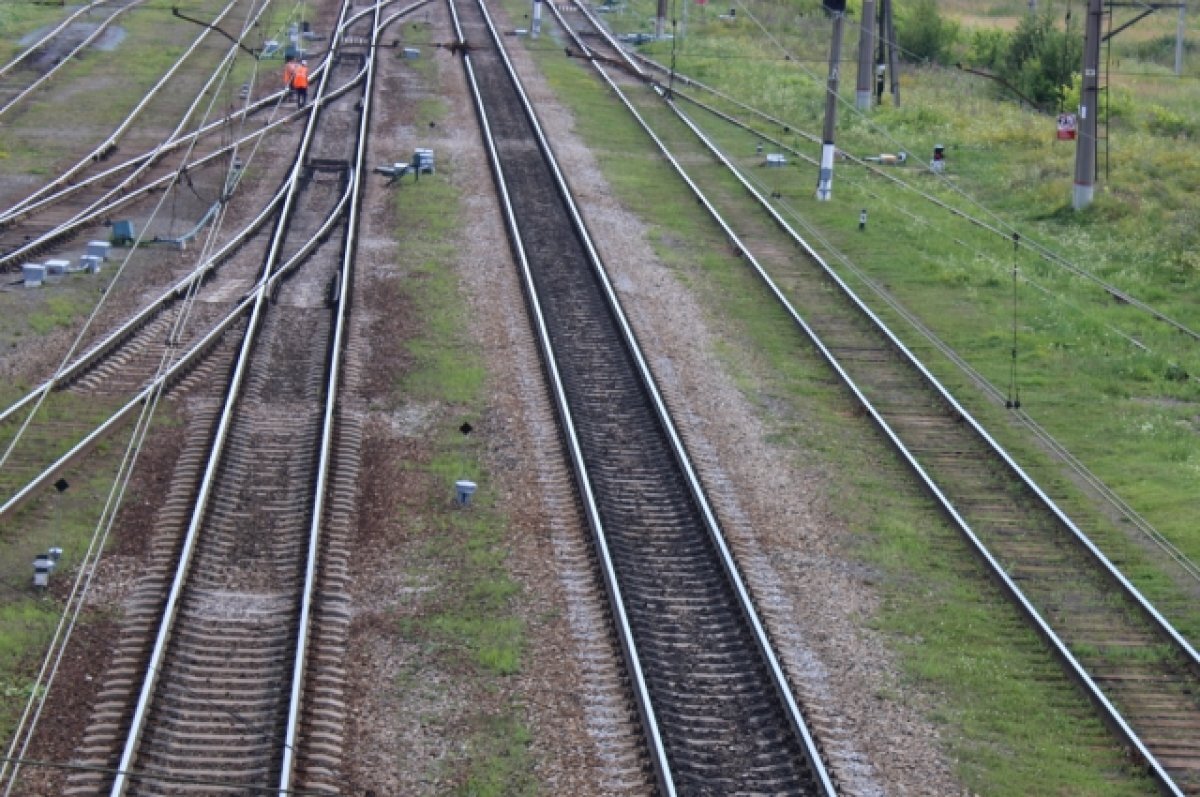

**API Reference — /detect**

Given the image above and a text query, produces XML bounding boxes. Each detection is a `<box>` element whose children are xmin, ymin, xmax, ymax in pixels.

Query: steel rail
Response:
<box><xmin>0</xmin><ymin>0</ymin><xmax>149</xmax><ymax>120</ymax></box>
<box><xmin>0</xmin><ymin>1</ymin><xmax>420</xmax><ymax>518</ymax></box>
<box><xmin>3</xmin><ymin>2</ymin><xmax>313</xmax><ymax>225</ymax></box>
<box><xmin>665</xmin><ymin>94</ymin><xmax>1200</xmax><ymax>670</ymax></box>
<box><xmin>0</xmin><ymin>85</ymin><xmax>284</xmax><ymax>228</ymax></box>
<box><xmin>467</xmin><ymin>0</ymin><xmax>838</xmax><ymax>791</ymax></box>
<box><xmin>445</xmin><ymin>0</ymin><xmax>675</xmax><ymax>790</ymax></box>
<box><xmin>0</xmin><ymin>182</ymin><xmax>350</xmax><ymax>525</ymax></box>
<box><xmin>669</xmin><ymin>98</ymin><xmax>1188</xmax><ymax>797</ymax></box>
<box><xmin>0</xmin><ymin>179</ymin><xmax>289</xmax><ymax>429</ymax></box>
<box><xmin>622</xmin><ymin>50</ymin><xmax>1200</xmax><ymax>344</ymax></box>
<box><xmin>0</xmin><ymin>0</ymin><xmax>428</xmax><ymax>424</ymax></box>
<box><xmin>580</xmin><ymin>17</ymin><xmax>1200</xmax><ymax>623</ymax></box>
<box><xmin>0</xmin><ymin>59</ymin><xmax>367</xmax><ymax>270</ymax></box>
<box><xmin>277</xmin><ymin>0</ymin><xmax>410</xmax><ymax>790</ymax></box>
<box><xmin>0</xmin><ymin>0</ymin><xmax>416</xmax><ymax>228</ymax></box>
<box><xmin>553</xmin><ymin>9</ymin><xmax>840</xmax><ymax>791</ymax></box>
<box><xmin>656</xmin><ymin>92</ymin><xmax>1200</xmax><ymax>586</ymax></box>
<box><xmin>0</xmin><ymin>179</ymin><xmax>350</xmax><ymax>797</ymax></box>
<box><xmin>0</xmin><ymin>0</ymin><xmax>115</xmax><ymax>81</ymax></box>
<box><xmin>107</xmin><ymin>22</ymin><xmax>354</xmax><ymax>790</ymax></box>
<box><xmin>566</xmin><ymin>32</ymin><xmax>1187</xmax><ymax>790</ymax></box>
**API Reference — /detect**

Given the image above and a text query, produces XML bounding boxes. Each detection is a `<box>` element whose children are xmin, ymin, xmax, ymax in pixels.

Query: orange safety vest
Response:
<box><xmin>292</xmin><ymin>65</ymin><xmax>309</xmax><ymax>90</ymax></box>
<box><xmin>283</xmin><ymin>61</ymin><xmax>298</xmax><ymax>87</ymax></box>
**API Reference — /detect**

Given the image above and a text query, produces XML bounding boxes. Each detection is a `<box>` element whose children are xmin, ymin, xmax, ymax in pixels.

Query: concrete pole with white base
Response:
<box><xmin>855</xmin><ymin>0</ymin><xmax>876</xmax><ymax>110</ymax></box>
<box><xmin>817</xmin><ymin>10</ymin><xmax>845</xmax><ymax>201</ymax></box>
<box><xmin>1073</xmin><ymin>0</ymin><xmax>1102</xmax><ymax>210</ymax></box>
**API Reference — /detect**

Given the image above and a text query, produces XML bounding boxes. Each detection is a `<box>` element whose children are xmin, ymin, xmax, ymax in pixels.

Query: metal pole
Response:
<box><xmin>656</xmin><ymin>0</ymin><xmax>666</xmax><ymax>39</ymax></box>
<box><xmin>532</xmin><ymin>0</ymin><xmax>542</xmax><ymax>37</ymax></box>
<box><xmin>855</xmin><ymin>0</ymin><xmax>877</xmax><ymax>110</ymax></box>
<box><xmin>1175</xmin><ymin>3</ymin><xmax>1186</xmax><ymax>76</ymax></box>
<box><xmin>1073</xmin><ymin>0</ymin><xmax>1102</xmax><ymax>209</ymax></box>
<box><xmin>817</xmin><ymin>10</ymin><xmax>844</xmax><ymax>201</ymax></box>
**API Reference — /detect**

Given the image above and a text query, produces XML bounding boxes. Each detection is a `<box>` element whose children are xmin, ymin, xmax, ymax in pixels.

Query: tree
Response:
<box><xmin>896</xmin><ymin>0</ymin><xmax>959</xmax><ymax>65</ymax></box>
<box><xmin>1000</xmin><ymin>10</ymin><xmax>1081</xmax><ymax>109</ymax></box>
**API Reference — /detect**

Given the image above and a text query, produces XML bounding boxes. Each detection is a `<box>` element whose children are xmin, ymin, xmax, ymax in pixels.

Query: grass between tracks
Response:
<box><xmin>385</xmin><ymin>96</ymin><xmax>534</xmax><ymax>795</ymax></box>
<box><xmin>0</xmin><ymin>0</ymin><xmax>259</xmax><ymax>172</ymax></box>
<box><xmin>505</xmin><ymin>8</ymin><xmax>1157</xmax><ymax>793</ymax></box>
<box><xmin>0</xmin><ymin>402</ymin><xmax>181</xmax><ymax>747</ymax></box>
<box><xmin>606</xmin><ymin>0</ymin><xmax>1200</xmax><ymax>628</ymax></box>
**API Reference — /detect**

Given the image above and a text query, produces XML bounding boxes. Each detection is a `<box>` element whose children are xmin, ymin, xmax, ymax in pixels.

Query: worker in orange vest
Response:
<box><xmin>283</xmin><ymin>56</ymin><xmax>298</xmax><ymax>99</ymax></box>
<box><xmin>292</xmin><ymin>60</ymin><xmax>309</xmax><ymax>108</ymax></box>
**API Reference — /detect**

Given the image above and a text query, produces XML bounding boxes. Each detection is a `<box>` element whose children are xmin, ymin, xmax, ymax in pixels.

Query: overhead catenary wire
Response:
<box><xmin>626</xmin><ymin>41</ymin><xmax>1200</xmax><ymax>587</ymax></box>
<box><xmin>0</xmin><ymin>0</ymin><xmax>301</xmax><ymax>788</ymax></box>
<box><xmin>1007</xmin><ymin>232</ymin><xmax>1021</xmax><ymax>410</ymax></box>
<box><xmin>633</xmin><ymin>15</ymin><xmax>1200</xmax><ymax>343</ymax></box>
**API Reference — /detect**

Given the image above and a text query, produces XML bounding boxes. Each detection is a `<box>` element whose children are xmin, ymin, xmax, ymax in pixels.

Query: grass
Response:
<box><xmin>385</xmin><ymin>100</ymin><xmax>534</xmax><ymax>793</ymax></box>
<box><xmin>0</xmin><ymin>0</ymin><xmax>242</xmax><ymax>171</ymax></box>
<box><xmin>0</xmin><ymin>400</ymin><xmax>175</xmax><ymax>746</ymax></box>
<box><xmin>0</xmin><ymin>600</ymin><xmax>55</xmax><ymax>732</ymax></box>
<box><xmin>605</xmin><ymin>0</ymin><xmax>1200</xmax><ymax>628</ymax></box>
<box><xmin>506</xmin><ymin>7</ymin><xmax>1162</xmax><ymax>792</ymax></box>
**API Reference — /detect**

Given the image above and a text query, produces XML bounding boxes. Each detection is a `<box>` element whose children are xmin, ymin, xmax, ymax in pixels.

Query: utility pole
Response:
<box><xmin>855</xmin><ymin>0</ymin><xmax>877</xmax><ymax>110</ymax></box>
<box><xmin>1176</xmin><ymin>3</ymin><xmax>1187</xmax><ymax>76</ymax></box>
<box><xmin>817</xmin><ymin>1</ymin><xmax>845</xmax><ymax>201</ymax></box>
<box><xmin>1073</xmin><ymin>0</ymin><xmax>1103</xmax><ymax>210</ymax></box>
<box><xmin>656</xmin><ymin>0</ymin><xmax>667</xmax><ymax>39</ymax></box>
<box><xmin>883</xmin><ymin>0</ymin><xmax>900</xmax><ymax>106</ymax></box>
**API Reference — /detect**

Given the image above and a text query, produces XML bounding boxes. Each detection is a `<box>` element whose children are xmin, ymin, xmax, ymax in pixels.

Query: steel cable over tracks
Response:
<box><xmin>611</xmin><ymin>45</ymin><xmax>1200</xmax><ymax>346</ymax></box>
<box><xmin>0</xmin><ymin>60</ymin><xmax>366</xmax><ymax>269</ymax></box>
<box><xmin>1</xmin><ymin>2</ymin><xmax>425</xmax><ymax>788</ymax></box>
<box><xmin>568</xmin><ymin>0</ymin><xmax>1200</xmax><ymax>652</ymax></box>
<box><xmin>0</xmin><ymin>0</ymin><xmax>428</xmax><ymax>521</ymax></box>
<box><xmin>102</xmin><ymin>6</ymin><xmax>369</xmax><ymax>788</ymax></box>
<box><xmin>451</xmin><ymin>0</ymin><xmax>836</xmax><ymax>792</ymax></box>
<box><xmin>0</xmin><ymin>177</ymin><xmax>353</xmax><ymax>795</ymax></box>
<box><xmin>0</xmin><ymin>183</ymin><xmax>351</xmax><ymax>525</ymax></box>
<box><xmin>0</xmin><ymin>0</ymin><xmax>420</xmax><ymax>266</ymax></box>
<box><xmin>0</xmin><ymin>0</ymin><xmax>249</xmax><ymax>216</ymax></box>
<box><xmin>553</xmin><ymin>12</ymin><xmax>1200</xmax><ymax>791</ymax></box>
<box><xmin>0</xmin><ymin>0</ymin><xmax>274</xmax><ymax>236</ymax></box>
<box><xmin>644</xmin><ymin>86</ymin><xmax>1200</xmax><ymax>589</ymax></box>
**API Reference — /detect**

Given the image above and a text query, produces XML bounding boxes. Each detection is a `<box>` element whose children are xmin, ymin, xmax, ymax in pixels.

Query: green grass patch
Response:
<box><xmin>456</xmin><ymin>711</ymin><xmax>536</xmax><ymax>797</ymax></box>
<box><xmin>387</xmin><ymin>99</ymin><xmax>533</xmax><ymax>791</ymax></box>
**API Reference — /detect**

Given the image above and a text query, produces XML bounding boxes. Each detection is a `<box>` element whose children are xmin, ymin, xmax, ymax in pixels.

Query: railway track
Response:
<box><xmin>451</xmin><ymin>0</ymin><xmax>836</xmax><ymax>792</ymax></box>
<box><xmin>0</xmin><ymin>0</ymin><xmax>419</xmax><ymax>792</ymax></box>
<box><xmin>0</xmin><ymin>0</ymin><xmax>332</xmax><ymax>266</ymax></box>
<box><xmin>0</xmin><ymin>27</ymin><xmax>386</xmax><ymax>520</ymax></box>
<box><xmin>625</xmin><ymin>50</ymin><xmax>1200</xmax><ymax>347</ymax></box>
<box><xmin>56</xmin><ymin>3</ymin><xmax>371</xmax><ymax>790</ymax></box>
<box><xmin>549</xmin><ymin>6</ymin><xmax>1200</xmax><ymax>792</ymax></box>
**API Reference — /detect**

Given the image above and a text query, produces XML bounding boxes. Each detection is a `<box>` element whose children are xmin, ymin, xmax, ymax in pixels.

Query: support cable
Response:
<box><xmin>1007</xmin><ymin>232</ymin><xmax>1022</xmax><ymax>409</ymax></box>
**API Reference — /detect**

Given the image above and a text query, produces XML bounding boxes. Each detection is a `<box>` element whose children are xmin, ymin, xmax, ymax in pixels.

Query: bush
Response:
<box><xmin>968</xmin><ymin>28</ymin><xmax>1009</xmax><ymax>71</ymax></box>
<box><xmin>896</xmin><ymin>0</ymin><xmax>959</xmax><ymax>65</ymax></box>
<box><xmin>999</xmin><ymin>11</ymin><xmax>1080</xmax><ymax>110</ymax></box>
<box><xmin>1146</xmin><ymin>105</ymin><xmax>1193</xmax><ymax>139</ymax></box>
